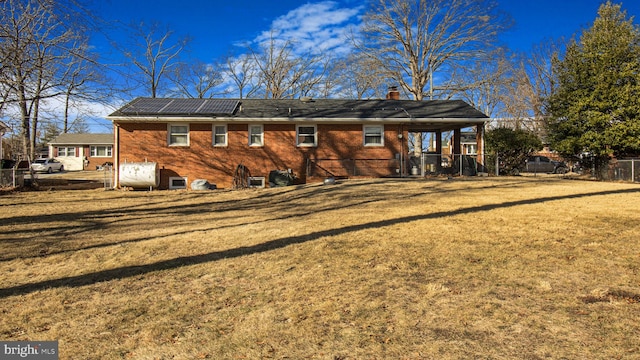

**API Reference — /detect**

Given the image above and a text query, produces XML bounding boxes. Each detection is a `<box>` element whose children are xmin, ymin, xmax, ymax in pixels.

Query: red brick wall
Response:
<box><xmin>84</xmin><ymin>145</ymin><xmax>115</xmax><ymax>170</ymax></box>
<box><xmin>116</xmin><ymin>122</ymin><xmax>405</xmax><ymax>189</ymax></box>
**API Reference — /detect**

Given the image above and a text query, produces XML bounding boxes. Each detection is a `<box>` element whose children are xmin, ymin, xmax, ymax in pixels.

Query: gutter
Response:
<box><xmin>106</xmin><ymin>116</ymin><xmax>487</xmax><ymax>124</ymax></box>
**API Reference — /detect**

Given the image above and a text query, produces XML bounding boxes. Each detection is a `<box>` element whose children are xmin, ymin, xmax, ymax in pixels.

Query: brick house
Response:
<box><xmin>107</xmin><ymin>94</ymin><xmax>488</xmax><ymax>189</ymax></box>
<box><xmin>48</xmin><ymin>133</ymin><xmax>114</xmax><ymax>171</ymax></box>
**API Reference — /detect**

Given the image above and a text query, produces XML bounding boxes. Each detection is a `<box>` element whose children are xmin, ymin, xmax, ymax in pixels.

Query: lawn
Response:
<box><xmin>1</xmin><ymin>177</ymin><xmax>639</xmax><ymax>359</ymax></box>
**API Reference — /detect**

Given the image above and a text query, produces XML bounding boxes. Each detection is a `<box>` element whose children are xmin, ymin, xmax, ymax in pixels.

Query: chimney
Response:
<box><xmin>386</xmin><ymin>86</ymin><xmax>400</xmax><ymax>100</ymax></box>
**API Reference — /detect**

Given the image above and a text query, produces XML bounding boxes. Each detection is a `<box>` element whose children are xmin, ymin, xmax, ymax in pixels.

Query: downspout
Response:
<box><xmin>398</xmin><ymin>124</ymin><xmax>404</xmax><ymax>178</ymax></box>
<box><xmin>479</xmin><ymin>123</ymin><xmax>486</xmax><ymax>173</ymax></box>
<box><xmin>114</xmin><ymin>124</ymin><xmax>119</xmax><ymax>189</ymax></box>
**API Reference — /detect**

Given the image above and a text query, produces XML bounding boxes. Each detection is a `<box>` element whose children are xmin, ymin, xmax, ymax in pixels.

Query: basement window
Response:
<box><xmin>169</xmin><ymin>176</ymin><xmax>187</xmax><ymax>190</ymax></box>
<box><xmin>248</xmin><ymin>176</ymin><xmax>266</xmax><ymax>188</ymax></box>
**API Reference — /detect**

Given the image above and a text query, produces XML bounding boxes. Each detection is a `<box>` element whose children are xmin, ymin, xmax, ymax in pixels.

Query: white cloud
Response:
<box><xmin>1</xmin><ymin>95</ymin><xmax>116</xmax><ymax>134</ymax></box>
<box><xmin>254</xmin><ymin>1</ymin><xmax>363</xmax><ymax>56</ymax></box>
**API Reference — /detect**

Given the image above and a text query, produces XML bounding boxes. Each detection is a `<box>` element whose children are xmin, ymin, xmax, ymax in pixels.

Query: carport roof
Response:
<box><xmin>108</xmin><ymin>97</ymin><xmax>488</xmax><ymax>131</ymax></box>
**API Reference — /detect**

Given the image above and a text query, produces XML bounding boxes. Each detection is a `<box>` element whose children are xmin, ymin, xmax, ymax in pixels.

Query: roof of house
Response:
<box><xmin>108</xmin><ymin>97</ymin><xmax>489</xmax><ymax>131</ymax></box>
<box><xmin>49</xmin><ymin>133</ymin><xmax>113</xmax><ymax>145</ymax></box>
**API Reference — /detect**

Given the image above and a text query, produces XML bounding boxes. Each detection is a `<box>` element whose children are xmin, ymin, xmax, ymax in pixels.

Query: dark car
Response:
<box><xmin>1</xmin><ymin>159</ymin><xmax>16</xmax><ymax>169</ymax></box>
<box><xmin>519</xmin><ymin>155</ymin><xmax>568</xmax><ymax>174</ymax></box>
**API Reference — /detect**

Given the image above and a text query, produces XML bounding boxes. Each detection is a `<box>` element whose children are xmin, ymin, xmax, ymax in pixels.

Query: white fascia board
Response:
<box><xmin>107</xmin><ymin>116</ymin><xmax>486</xmax><ymax>124</ymax></box>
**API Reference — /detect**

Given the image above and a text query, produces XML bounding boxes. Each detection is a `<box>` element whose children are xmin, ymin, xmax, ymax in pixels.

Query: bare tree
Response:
<box><xmin>502</xmin><ymin>41</ymin><xmax>562</xmax><ymax>136</ymax></box>
<box><xmin>357</xmin><ymin>0</ymin><xmax>509</xmax><ymax>154</ymax></box>
<box><xmin>167</xmin><ymin>60</ymin><xmax>225</xmax><ymax>99</ymax></box>
<box><xmin>249</xmin><ymin>32</ymin><xmax>327</xmax><ymax>99</ymax></box>
<box><xmin>58</xmin><ymin>38</ymin><xmax>110</xmax><ymax>133</ymax></box>
<box><xmin>119</xmin><ymin>21</ymin><xmax>190</xmax><ymax>98</ymax></box>
<box><xmin>0</xmin><ymin>0</ymin><xmax>87</xmax><ymax>159</ymax></box>
<box><xmin>444</xmin><ymin>48</ymin><xmax>514</xmax><ymax>117</ymax></box>
<box><xmin>331</xmin><ymin>52</ymin><xmax>390</xmax><ymax>99</ymax></box>
<box><xmin>224</xmin><ymin>53</ymin><xmax>260</xmax><ymax>99</ymax></box>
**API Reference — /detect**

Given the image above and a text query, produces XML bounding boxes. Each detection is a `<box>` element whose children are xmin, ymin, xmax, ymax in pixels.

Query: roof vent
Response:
<box><xmin>300</xmin><ymin>96</ymin><xmax>314</xmax><ymax>103</ymax></box>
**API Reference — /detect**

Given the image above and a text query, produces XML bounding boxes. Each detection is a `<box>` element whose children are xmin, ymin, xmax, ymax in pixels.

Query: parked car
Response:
<box><xmin>518</xmin><ymin>155</ymin><xmax>568</xmax><ymax>174</ymax></box>
<box><xmin>1</xmin><ymin>159</ymin><xmax>16</xmax><ymax>169</ymax></box>
<box><xmin>31</xmin><ymin>158</ymin><xmax>64</xmax><ymax>173</ymax></box>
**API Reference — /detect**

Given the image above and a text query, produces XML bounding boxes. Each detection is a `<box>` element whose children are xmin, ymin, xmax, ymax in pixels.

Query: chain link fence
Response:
<box><xmin>597</xmin><ymin>159</ymin><xmax>640</xmax><ymax>182</ymax></box>
<box><xmin>0</xmin><ymin>169</ymin><xmax>26</xmax><ymax>188</ymax></box>
<box><xmin>412</xmin><ymin>154</ymin><xmax>486</xmax><ymax>176</ymax></box>
<box><xmin>306</xmin><ymin>158</ymin><xmax>401</xmax><ymax>178</ymax></box>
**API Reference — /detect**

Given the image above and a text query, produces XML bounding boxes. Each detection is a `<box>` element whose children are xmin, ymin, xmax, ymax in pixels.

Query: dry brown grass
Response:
<box><xmin>1</xmin><ymin>177</ymin><xmax>639</xmax><ymax>359</ymax></box>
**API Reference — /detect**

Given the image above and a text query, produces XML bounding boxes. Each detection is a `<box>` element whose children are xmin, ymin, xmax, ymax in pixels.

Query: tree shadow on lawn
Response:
<box><xmin>0</xmin><ymin>179</ymin><xmax>535</xmax><ymax>262</ymax></box>
<box><xmin>1</xmin><ymin>187</ymin><xmax>638</xmax><ymax>299</ymax></box>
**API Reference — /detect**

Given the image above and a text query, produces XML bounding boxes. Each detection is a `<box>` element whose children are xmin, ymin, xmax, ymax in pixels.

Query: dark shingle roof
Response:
<box><xmin>235</xmin><ymin>98</ymin><xmax>487</xmax><ymax>119</ymax></box>
<box><xmin>108</xmin><ymin>98</ymin><xmax>488</xmax><ymax>131</ymax></box>
<box><xmin>49</xmin><ymin>133</ymin><xmax>113</xmax><ymax>145</ymax></box>
<box><xmin>109</xmin><ymin>97</ymin><xmax>487</xmax><ymax>119</ymax></box>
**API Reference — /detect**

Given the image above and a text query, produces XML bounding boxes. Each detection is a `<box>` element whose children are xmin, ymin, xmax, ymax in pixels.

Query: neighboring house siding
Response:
<box><xmin>49</xmin><ymin>133</ymin><xmax>115</xmax><ymax>171</ymax></box>
<box><xmin>118</xmin><ymin>122</ymin><xmax>403</xmax><ymax>189</ymax></box>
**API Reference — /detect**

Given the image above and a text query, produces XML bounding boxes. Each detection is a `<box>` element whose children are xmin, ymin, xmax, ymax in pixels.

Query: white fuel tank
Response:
<box><xmin>119</xmin><ymin>162</ymin><xmax>159</xmax><ymax>188</ymax></box>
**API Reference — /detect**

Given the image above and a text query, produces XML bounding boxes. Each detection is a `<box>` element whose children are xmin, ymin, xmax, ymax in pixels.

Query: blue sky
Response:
<box><xmin>77</xmin><ymin>0</ymin><xmax>640</xmax><ymax>131</ymax></box>
<box><xmin>95</xmin><ymin>0</ymin><xmax>640</xmax><ymax>60</ymax></box>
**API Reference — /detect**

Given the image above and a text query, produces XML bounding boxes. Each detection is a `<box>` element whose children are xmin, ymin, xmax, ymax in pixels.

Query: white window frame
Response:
<box><xmin>464</xmin><ymin>144</ymin><xmax>477</xmax><ymax>155</ymax></box>
<box><xmin>57</xmin><ymin>146</ymin><xmax>76</xmax><ymax>157</ymax></box>
<box><xmin>363</xmin><ymin>125</ymin><xmax>384</xmax><ymax>147</ymax></box>
<box><xmin>213</xmin><ymin>124</ymin><xmax>228</xmax><ymax>147</ymax></box>
<box><xmin>168</xmin><ymin>124</ymin><xmax>189</xmax><ymax>146</ymax></box>
<box><xmin>296</xmin><ymin>125</ymin><xmax>317</xmax><ymax>147</ymax></box>
<box><xmin>249</xmin><ymin>124</ymin><xmax>263</xmax><ymax>147</ymax></box>
<box><xmin>169</xmin><ymin>176</ymin><xmax>187</xmax><ymax>190</ymax></box>
<box><xmin>248</xmin><ymin>176</ymin><xmax>266</xmax><ymax>188</ymax></box>
<box><xmin>90</xmin><ymin>145</ymin><xmax>113</xmax><ymax>157</ymax></box>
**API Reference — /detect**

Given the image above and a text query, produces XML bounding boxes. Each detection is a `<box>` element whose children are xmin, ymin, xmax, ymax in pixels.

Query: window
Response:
<box><xmin>168</xmin><ymin>124</ymin><xmax>189</xmax><ymax>146</ymax></box>
<box><xmin>169</xmin><ymin>177</ymin><xmax>187</xmax><ymax>190</ymax></box>
<box><xmin>248</xmin><ymin>177</ymin><xmax>266</xmax><ymax>188</ymax></box>
<box><xmin>90</xmin><ymin>145</ymin><xmax>113</xmax><ymax>157</ymax></box>
<box><xmin>297</xmin><ymin>125</ymin><xmax>317</xmax><ymax>147</ymax></box>
<box><xmin>213</xmin><ymin>124</ymin><xmax>227</xmax><ymax>146</ymax></box>
<box><xmin>363</xmin><ymin>125</ymin><xmax>384</xmax><ymax>146</ymax></box>
<box><xmin>57</xmin><ymin>147</ymin><xmax>76</xmax><ymax>157</ymax></box>
<box><xmin>249</xmin><ymin>125</ymin><xmax>263</xmax><ymax>146</ymax></box>
<box><xmin>464</xmin><ymin>144</ymin><xmax>477</xmax><ymax>155</ymax></box>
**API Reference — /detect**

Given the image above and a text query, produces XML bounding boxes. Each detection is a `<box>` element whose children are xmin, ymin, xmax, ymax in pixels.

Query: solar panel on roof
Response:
<box><xmin>120</xmin><ymin>98</ymin><xmax>172</xmax><ymax>114</ymax></box>
<box><xmin>196</xmin><ymin>99</ymin><xmax>239</xmax><ymax>114</ymax></box>
<box><xmin>119</xmin><ymin>98</ymin><xmax>238</xmax><ymax>115</ymax></box>
<box><xmin>160</xmin><ymin>99</ymin><xmax>206</xmax><ymax>113</ymax></box>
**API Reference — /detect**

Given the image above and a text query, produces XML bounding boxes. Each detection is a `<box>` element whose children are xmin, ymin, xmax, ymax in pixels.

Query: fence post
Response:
<box><xmin>495</xmin><ymin>152</ymin><xmax>499</xmax><ymax>176</ymax></box>
<box><xmin>633</xmin><ymin>159</ymin><xmax>636</xmax><ymax>183</ymax></box>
